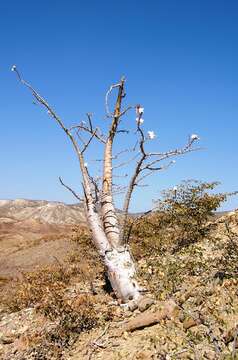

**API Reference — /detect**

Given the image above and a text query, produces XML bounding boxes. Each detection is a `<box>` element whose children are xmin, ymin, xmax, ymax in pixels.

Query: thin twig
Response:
<box><xmin>59</xmin><ymin>177</ymin><xmax>83</xmax><ymax>201</ymax></box>
<box><xmin>87</xmin><ymin>324</ymin><xmax>110</xmax><ymax>360</ymax></box>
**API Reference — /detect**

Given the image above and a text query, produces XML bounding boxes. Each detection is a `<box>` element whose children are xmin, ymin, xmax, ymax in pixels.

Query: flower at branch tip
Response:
<box><xmin>147</xmin><ymin>130</ymin><xmax>156</xmax><ymax>140</ymax></box>
<box><xmin>173</xmin><ymin>186</ymin><xmax>178</xmax><ymax>192</ymax></box>
<box><xmin>172</xmin><ymin>160</ymin><xmax>176</xmax><ymax>164</ymax></box>
<box><xmin>11</xmin><ymin>65</ymin><xmax>16</xmax><ymax>72</ymax></box>
<box><xmin>136</xmin><ymin>117</ymin><xmax>144</xmax><ymax>125</ymax></box>
<box><xmin>190</xmin><ymin>134</ymin><xmax>199</xmax><ymax>141</ymax></box>
<box><xmin>84</xmin><ymin>162</ymin><xmax>88</xmax><ymax>167</ymax></box>
<box><xmin>136</xmin><ymin>105</ymin><xmax>144</xmax><ymax>115</ymax></box>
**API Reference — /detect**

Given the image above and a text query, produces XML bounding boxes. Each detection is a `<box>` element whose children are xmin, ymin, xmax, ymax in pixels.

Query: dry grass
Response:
<box><xmin>0</xmin><ymin>233</ymin><xmax>114</xmax><ymax>359</ymax></box>
<box><xmin>1</xmin><ymin>181</ymin><xmax>238</xmax><ymax>359</ymax></box>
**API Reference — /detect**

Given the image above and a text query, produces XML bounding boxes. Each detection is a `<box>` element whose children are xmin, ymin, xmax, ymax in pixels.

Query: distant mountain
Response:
<box><xmin>0</xmin><ymin>199</ymin><xmax>86</xmax><ymax>225</ymax></box>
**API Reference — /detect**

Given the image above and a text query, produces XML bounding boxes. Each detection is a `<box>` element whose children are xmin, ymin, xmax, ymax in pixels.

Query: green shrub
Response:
<box><xmin>132</xmin><ymin>180</ymin><xmax>235</xmax><ymax>255</ymax></box>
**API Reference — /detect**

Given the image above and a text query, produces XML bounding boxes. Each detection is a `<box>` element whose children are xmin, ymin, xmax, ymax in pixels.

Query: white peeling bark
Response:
<box><xmin>104</xmin><ymin>248</ymin><xmax>142</xmax><ymax>302</ymax></box>
<box><xmin>86</xmin><ymin>204</ymin><xmax>142</xmax><ymax>303</ymax></box>
<box><xmin>86</xmin><ymin>204</ymin><xmax>111</xmax><ymax>256</ymax></box>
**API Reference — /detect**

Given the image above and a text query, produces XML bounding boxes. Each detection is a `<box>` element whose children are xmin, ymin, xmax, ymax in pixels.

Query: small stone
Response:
<box><xmin>0</xmin><ymin>335</ymin><xmax>15</xmax><ymax>344</ymax></box>
<box><xmin>138</xmin><ymin>298</ymin><xmax>155</xmax><ymax>312</ymax></box>
<box><xmin>122</xmin><ymin>331</ymin><xmax>129</xmax><ymax>340</ymax></box>
<box><xmin>128</xmin><ymin>300</ymin><xmax>138</xmax><ymax>312</ymax></box>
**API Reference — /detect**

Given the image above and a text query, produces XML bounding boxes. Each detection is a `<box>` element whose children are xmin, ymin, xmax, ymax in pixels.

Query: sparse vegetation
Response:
<box><xmin>0</xmin><ymin>253</ymin><xmax>114</xmax><ymax>359</ymax></box>
<box><xmin>1</xmin><ymin>180</ymin><xmax>238</xmax><ymax>359</ymax></box>
<box><xmin>131</xmin><ymin>180</ymin><xmax>236</xmax><ymax>255</ymax></box>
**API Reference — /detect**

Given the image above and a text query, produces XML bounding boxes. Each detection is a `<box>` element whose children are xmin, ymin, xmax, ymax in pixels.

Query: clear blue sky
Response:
<box><xmin>1</xmin><ymin>0</ymin><xmax>237</xmax><ymax>211</ymax></box>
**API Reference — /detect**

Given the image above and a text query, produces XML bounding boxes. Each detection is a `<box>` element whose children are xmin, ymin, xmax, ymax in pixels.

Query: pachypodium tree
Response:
<box><xmin>12</xmin><ymin>66</ymin><xmax>200</xmax><ymax>309</ymax></box>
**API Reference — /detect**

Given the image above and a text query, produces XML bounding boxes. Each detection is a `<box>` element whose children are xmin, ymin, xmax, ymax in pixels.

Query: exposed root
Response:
<box><xmin>115</xmin><ymin>299</ymin><xmax>180</xmax><ymax>335</ymax></box>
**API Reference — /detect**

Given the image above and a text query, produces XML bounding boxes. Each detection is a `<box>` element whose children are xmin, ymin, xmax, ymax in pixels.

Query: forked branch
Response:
<box><xmin>121</xmin><ymin>110</ymin><xmax>200</xmax><ymax>242</ymax></box>
<box><xmin>11</xmin><ymin>65</ymin><xmax>95</xmax><ymax>207</ymax></box>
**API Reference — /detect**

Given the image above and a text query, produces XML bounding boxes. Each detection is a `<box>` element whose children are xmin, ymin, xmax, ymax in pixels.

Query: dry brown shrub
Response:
<box><xmin>1</xmin><ymin>263</ymin><xmax>101</xmax><ymax>359</ymax></box>
<box><xmin>0</xmin><ymin>225</ymin><xmax>116</xmax><ymax>359</ymax></box>
<box><xmin>18</xmin><ymin>293</ymin><xmax>99</xmax><ymax>360</ymax></box>
<box><xmin>3</xmin><ymin>264</ymin><xmax>73</xmax><ymax>312</ymax></box>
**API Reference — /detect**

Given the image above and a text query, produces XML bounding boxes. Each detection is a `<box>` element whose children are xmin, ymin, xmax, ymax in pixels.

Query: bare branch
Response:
<box><xmin>121</xmin><ymin>126</ymin><xmax>201</xmax><ymax>242</ymax></box>
<box><xmin>12</xmin><ymin>66</ymin><xmax>96</xmax><ymax>209</ymax></box>
<box><xmin>113</xmin><ymin>141</ymin><xmax>138</xmax><ymax>160</ymax></box>
<box><xmin>113</xmin><ymin>174</ymin><xmax>129</xmax><ymax>178</ymax></box>
<box><xmin>105</xmin><ymin>80</ymin><xmax>134</xmax><ymax>120</ymax></box>
<box><xmin>86</xmin><ymin>113</ymin><xmax>93</xmax><ymax>132</ymax></box>
<box><xmin>118</xmin><ymin>105</ymin><xmax>133</xmax><ymax>118</ymax></box>
<box><xmin>141</xmin><ymin>159</ymin><xmax>175</xmax><ymax>172</ymax></box>
<box><xmin>105</xmin><ymin>82</ymin><xmax>121</xmax><ymax>118</ymax></box>
<box><xmin>88</xmin><ymin>174</ymin><xmax>100</xmax><ymax>204</ymax></box>
<box><xmin>137</xmin><ymin>160</ymin><xmax>176</xmax><ymax>184</ymax></box>
<box><xmin>70</xmin><ymin>123</ymin><xmax>106</xmax><ymax>144</ymax></box>
<box><xmin>113</xmin><ymin>153</ymin><xmax>140</xmax><ymax>169</ymax></box>
<box><xmin>82</xmin><ymin>129</ymin><xmax>98</xmax><ymax>154</ymax></box>
<box><xmin>116</xmin><ymin>129</ymin><xmax>130</xmax><ymax>134</ymax></box>
<box><xmin>59</xmin><ymin>177</ymin><xmax>83</xmax><ymax>202</ymax></box>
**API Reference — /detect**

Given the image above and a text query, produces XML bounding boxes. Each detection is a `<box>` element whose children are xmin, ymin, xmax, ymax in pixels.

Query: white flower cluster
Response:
<box><xmin>136</xmin><ymin>117</ymin><xmax>144</xmax><ymax>125</ymax></box>
<box><xmin>11</xmin><ymin>65</ymin><xmax>16</xmax><ymax>72</ymax></box>
<box><xmin>190</xmin><ymin>134</ymin><xmax>199</xmax><ymax>141</ymax></box>
<box><xmin>147</xmin><ymin>130</ymin><xmax>156</xmax><ymax>140</ymax></box>
<box><xmin>135</xmin><ymin>106</ymin><xmax>157</xmax><ymax>141</ymax></box>
<box><xmin>135</xmin><ymin>106</ymin><xmax>144</xmax><ymax>125</ymax></box>
<box><xmin>137</xmin><ymin>107</ymin><xmax>144</xmax><ymax>115</ymax></box>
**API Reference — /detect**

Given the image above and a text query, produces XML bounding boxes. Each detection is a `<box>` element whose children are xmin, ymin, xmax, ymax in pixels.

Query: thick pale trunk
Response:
<box><xmin>104</xmin><ymin>248</ymin><xmax>142</xmax><ymax>302</ymax></box>
<box><xmin>101</xmin><ymin>80</ymin><xmax>125</xmax><ymax>248</ymax></box>
<box><xmin>87</xmin><ymin>206</ymin><xmax>142</xmax><ymax>303</ymax></box>
<box><xmin>102</xmin><ymin>140</ymin><xmax>121</xmax><ymax>247</ymax></box>
<box><xmin>86</xmin><ymin>204</ymin><xmax>111</xmax><ymax>256</ymax></box>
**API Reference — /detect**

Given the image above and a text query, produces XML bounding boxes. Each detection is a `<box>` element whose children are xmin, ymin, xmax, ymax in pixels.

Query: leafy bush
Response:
<box><xmin>132</xmin><ymin>180</ymin><xmax>235</xmax><ymax>255</ymax></box>
<box><xmin>215</xmin><ymin>218</ymin><xmax>238</xmax><ymax>279</ymax></box>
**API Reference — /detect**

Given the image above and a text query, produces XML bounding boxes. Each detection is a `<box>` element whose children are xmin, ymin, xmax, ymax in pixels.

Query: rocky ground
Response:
<box><xmin>0</xmin><ymin>202</ymin><xmax>237</xmax><ymax>360</ymax></box>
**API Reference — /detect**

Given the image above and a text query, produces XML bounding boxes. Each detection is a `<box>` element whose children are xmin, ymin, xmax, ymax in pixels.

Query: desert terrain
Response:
<box><xmin>0</xmin><ymin>199</ymin><xmax>237</xmax><ymax>360</ymax></box>
<box><xmin>0</xmin><ymin>199</ymin><xmax>86</xmax><ymax>279</ymax></box>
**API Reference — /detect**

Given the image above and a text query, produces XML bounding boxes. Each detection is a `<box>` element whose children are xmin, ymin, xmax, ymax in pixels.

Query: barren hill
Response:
<box><xmin>0</xmin><ymin>199</ymin><xmax>86</xmax><ymax>225</ymax></box>
<box><xmin>0</xmin><ymin>199</ymin><xmax>86</xmax><ymax>278</ymax></box>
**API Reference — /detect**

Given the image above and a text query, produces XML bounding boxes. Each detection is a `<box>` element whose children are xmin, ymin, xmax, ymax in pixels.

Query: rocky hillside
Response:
<box><xmin>0</xmin><ymin>199</ymin><xmax>86</xmax><ymax>225</ymax></box>
<box><xmin>0</xmin><ymin>199</ymin><xmax>86</xmax><ymax>278</ymax></box>
<box><xmin>0</xmin><ymin>210</ymin><xmax>237</xmax><ymax>360</ymax></box>
<box><xmin>0</xmin><ymin>188</ymin><xmax>237</xmax><ymax>360</ymax></box>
